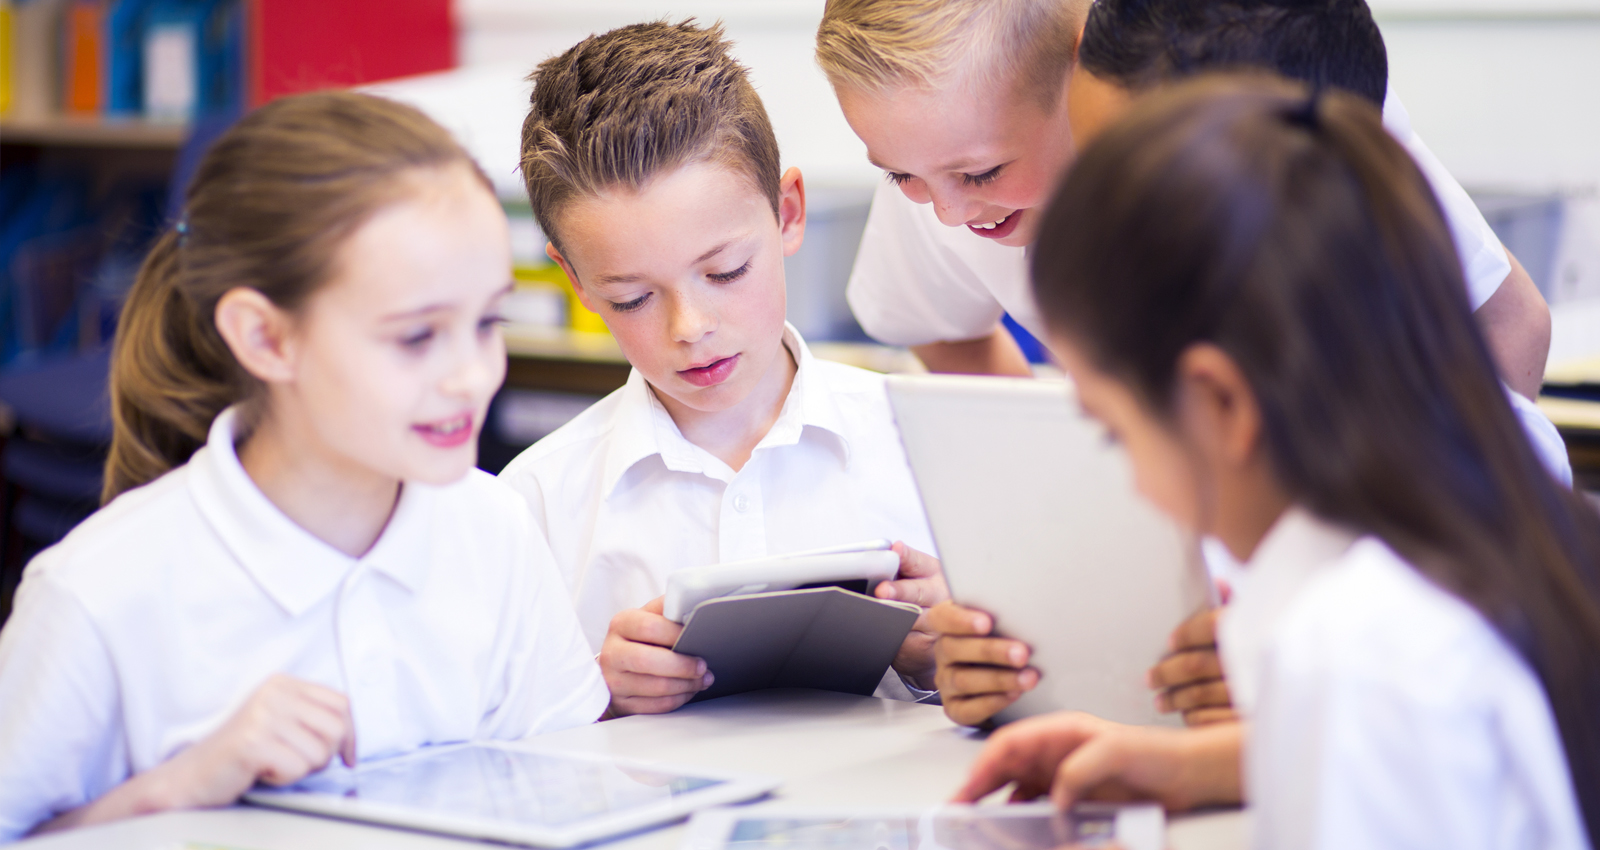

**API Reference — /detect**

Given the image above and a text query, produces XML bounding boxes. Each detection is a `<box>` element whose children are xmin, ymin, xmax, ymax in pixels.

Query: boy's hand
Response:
<box><xmin>878</xmin><ymin>542</ymin><xmax>949</xmax><ymax>690</ymax></box>
<box><xmin>166</xmin><ymin>674</ymin><xmax>356</xmax><ymax>807</ymax></box>
<box><xmin>928</xmin><ymin>602</ymin><xmax>1038</xmax><ymax>726</ymax></box>
<box><xmin>600</xmin><ymin>596</ymin><xmax>712</xmax><ymax>717</ymax></box>
<box><xmin>953</xmin><ymin>711</ymin><xmax>1243</xmax><ymax>812</ymax></box>
<box><xmin>1148</xmin><ymin>583</ymin><xmax>1236</xmax><ymax>726</ymax></box>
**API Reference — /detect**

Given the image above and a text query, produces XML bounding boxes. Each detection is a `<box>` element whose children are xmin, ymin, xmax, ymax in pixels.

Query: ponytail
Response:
<box><xmin>102</xmin><ymin>91</ymin><xmax>488</xmax><ymax>503</ymax></box>
<box><xmin>104</xmin><ymin>230</ymin><xmax>250</xmax><ymax>503</ymax></box>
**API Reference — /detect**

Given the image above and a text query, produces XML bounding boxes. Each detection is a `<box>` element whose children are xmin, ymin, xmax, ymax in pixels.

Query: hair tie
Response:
<box><xmin>1285</xmin><ymin>85</ymin><xmax>1324</xmax><ymax>131</ymax></box>
<box><xmin>175</xmin><ymin>216</ymin><xmax>190</xmax><ymax>247</ymax></box>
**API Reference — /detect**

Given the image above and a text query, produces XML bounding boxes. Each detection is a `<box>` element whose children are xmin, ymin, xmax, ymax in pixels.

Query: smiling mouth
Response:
<box><xmin>971</xmin><ymin>214</ymin><xmax>1012</xmax><ymax>231</ymax></box>
<box><xmin>966</xmin><ymin>210</ymin><xmax>1023</xmax><ymax>240</ymax></box>
<box><xmin>414</xmin><ymin>414</ymin><xmax>474</xmax><ymax>448</ymax></box>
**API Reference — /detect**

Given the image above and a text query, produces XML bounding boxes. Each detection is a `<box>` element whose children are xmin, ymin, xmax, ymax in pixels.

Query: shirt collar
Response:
<box><xmin>188</xmin><ymin>407</ymin><xmax>435</xmax><ymax>616</ymax></box>
<box><xmin>1217</xmin><ymin>505</ymin><xmax>1360</xmax><ymax>716</ymax></box>
<box><xmin>599</xmin><ymin>323</ymin><xmax>853</xmax><ymax>499</ymax></box>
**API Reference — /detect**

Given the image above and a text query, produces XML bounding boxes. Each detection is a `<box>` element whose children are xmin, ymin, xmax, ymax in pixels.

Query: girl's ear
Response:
<box><xmin>1174</xmin><ymin>343</ymin><xmax>1263</xmax><ymax>469</ymax></box>
<box><xmin>214</xmin><ymin>287</ymin><xmax>298</xmax><ymax>384</ymax></box>
<box><xmin>777</xmin><ymin>166</ymin><xmax>807</xmax><ymax>258</ymax></box>
<box><xmin>545</xmin><ymin>242</ymin><xmax>604</xmax><ymax>317</ymax></box>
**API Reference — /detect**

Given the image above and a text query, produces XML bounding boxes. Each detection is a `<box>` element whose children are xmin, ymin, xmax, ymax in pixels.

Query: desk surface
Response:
<box><xmin>22</xmin><ymin>690</ymin><xmax>1245</xmax><ymax>850</ymax></box>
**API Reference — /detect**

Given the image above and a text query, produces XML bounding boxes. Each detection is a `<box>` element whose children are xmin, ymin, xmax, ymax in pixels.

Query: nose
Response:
<box><xmin>928</xmin><ymin>184</ymin><xmax>984</xmax><ymax>228</ymax></box>
<box><xmin>441</xmin><ymin>335</ymin><xmax>504</xmax><ymax>402</ymax></box>
<box><xmin>669</xmin><ymin>290</ymin><xmax>717</xmax><ymax>344</ymax></box>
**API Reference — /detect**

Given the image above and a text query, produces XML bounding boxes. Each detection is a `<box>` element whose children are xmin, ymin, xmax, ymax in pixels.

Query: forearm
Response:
<box><xmin>1475</xmin><ymin>250</ymin><xmax>1550</xmax><ymax>400</ymax></box>
<box><xmin>1174</xmin><ymin>721</ymin><xmax>1246</xmax><ymax>809</ymax></box>
<box><xmin>30</xmin><ymin>763</ymin><xmax>188</xmax><ymax>836</ymax></box>
<box><xmin>911</xmin><ymin>325</ymin><xmax>1034</xmax><ymax>376</ymax></box>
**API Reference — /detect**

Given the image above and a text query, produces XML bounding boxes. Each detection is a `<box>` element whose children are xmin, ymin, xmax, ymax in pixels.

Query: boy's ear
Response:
<box><xmin>214</xmin><ymin>287</ymin><xmax>298</xmax><ymax>385</ymax></box>
<box><xmin>546</xmin><ymin>242</ymin><xmax>602</xmax><ymax>315</ymax></box>
<box><xmin>778</xmin><ymin>167</ymin><xmax>807</xmax><ymax>258</ymax></box>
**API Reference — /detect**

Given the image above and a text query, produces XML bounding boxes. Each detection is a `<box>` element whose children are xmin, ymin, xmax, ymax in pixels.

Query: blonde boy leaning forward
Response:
<box><xmin>499</xmin><ymin>21</ymin><xmax>948</xmax><ymax>718</ymax></box>
<box><xmin>815</xmin><ymin>0</ymin><xmax>1552</xmax><ymax>402</ymax></box>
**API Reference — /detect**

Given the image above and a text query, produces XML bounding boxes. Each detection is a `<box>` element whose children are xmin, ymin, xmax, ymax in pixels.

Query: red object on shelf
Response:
<box><xmin>248</xmin><ymin>0</ymin><xmax>455</xmax><ymax>106</ymax></box>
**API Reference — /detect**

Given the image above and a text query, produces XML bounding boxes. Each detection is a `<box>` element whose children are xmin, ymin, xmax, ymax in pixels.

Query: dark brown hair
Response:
<box><xmin>106</xmin><ymin>91</ymin><xmax>487</xmax><ymax>503</ymax></box>
<box><xmin>1032</xmin><ymin>74</ymin><xmax>1600</xmax><ymax>841</ymax></box>
<box><xmin>519</xmin><ymin>20</ymin><xmax>781</xmax><ymax>252</ymax></box>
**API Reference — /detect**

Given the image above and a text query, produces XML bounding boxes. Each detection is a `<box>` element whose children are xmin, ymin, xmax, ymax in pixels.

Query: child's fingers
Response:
<box><xmin>603</xmin><ymin>636</ymin><xmax>707</xmax><ymax>681</ymax></box>
<box><xmin>1166</xmin><ymin>608</ymin><xmax>1220</xmax><ymax>653</ymax></box>
<box><xmin>610</xmin><ymin>606</ymin><xmax>686</xmax><ymax>648</ymax></box>
<box><xmin>925</xmin><ymin>602</ymin><xmax>994</xmax><ymax>637</ymax></box>
<box><xmin>937</xmin><ymin>664</ymin><xmax>1038</xmax><ymax>701</ymax></box>
<box><xmin>936</xmin><ymin>634</ymin><xmax>1032</xmax><ymax>670</ymax></box>
<box><xmin>943</xmin><ymin>692</ymin><xmax>1024</xmax><ymax>727</ymax></box>
<box><xmin>1181</xmin><ymin>706</ymin><xmax>1239</xmax><ymax>727</ymax></box>
<box><xmin>1147</xmin><ymin>647</ymin><xmax>1224</xmax><ymax>690</ymax></box>
<box><xmin>1049</xmin><ymin>734</ymin><xmax>1131</xmax><ymax>810</ymax></box>
<box><xmin>1159</xmin><ymin>680</ymin><xmax>1231</xmax><ymax>714</ymax></box>
<box><xmin>609</xmin><ymin>668</ymin><xmax>712</xmax><ymax>699</ymax></box>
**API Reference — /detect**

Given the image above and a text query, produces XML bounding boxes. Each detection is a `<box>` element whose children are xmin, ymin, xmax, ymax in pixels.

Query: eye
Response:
<box><xmin>884</xmin><ymin>171</ymin><xmax>913</xmax><ymax>186</ymax></box>
<box><xmin>400</xmin><ymin>327</ymin><xmax>435</xmax><ymax>350</ymax></box>
<box><xmin>962</xmin><ymin>165</ymin><xmax>1004</xmax><ymax>187</ymax></box>
<box><xmin>477</xmin><ymin>312</ymin><xmax>507</xmax><ymax>334</ymax></box>
<box><xmin>707</xmin><ymin>261</ymin><xmax>751</xmax><ymax>284</ymax></box>
<box><xmin>611</xmin><ymin>293</ymin><xmax>650</xmax><ymax>313</ymax></box>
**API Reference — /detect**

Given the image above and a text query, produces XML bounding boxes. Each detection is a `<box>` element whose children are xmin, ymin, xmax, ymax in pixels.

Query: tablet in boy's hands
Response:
<box><xmin>664</xmin><ymin>541</ymin><xmax>899</xmax><ymax>623</ymax></box>
<box><xmin>243</xmin><ymin>742</ymin><xmax>779</xmax><ymax>848</ymax></box>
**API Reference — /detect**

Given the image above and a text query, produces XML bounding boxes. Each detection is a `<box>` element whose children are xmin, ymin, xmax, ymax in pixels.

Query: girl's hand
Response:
<box><xmin>167</xmin><ymin>673</ymin><xmax>357</xmax><ymax>806</ymax></box>
<box><xmin>1148</xmin><ymin>583</ymin><xmax>1237</xmax><ymax>726</ymax></box>
<box><xmin>928</xmin><ymin>602</ymin><xmax>1039</xmax><ymax>726</ymax></box>
<box><xmin>599</xmin><ymin>596</ymin><xmax>711</xmax><ymax>717</ymax></box>
<box><xmin>32</xmin><ymin>674</ymin><xmax>355</xmax><ymax>835</ymax></box>
<box><xmin>953</xmin><ymin>711</ymin><xmax>1244</xmax><ymax>812</ymax></box>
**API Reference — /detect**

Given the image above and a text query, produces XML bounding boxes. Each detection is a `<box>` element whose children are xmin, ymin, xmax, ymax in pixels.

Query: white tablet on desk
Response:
<box><xmin>243</xmin><ymin>742</ymin><xmax>779</xmax><ymax>848</ymax></box>
<box><xmin>887</xmin><ymin>374</ymin><xmax>1212</xmax><ymax>727</ymax></box>
<box><xmin>684</xmin><ymin>802</ymin><xmax>1164</xmax><ymax>850</ymax></box>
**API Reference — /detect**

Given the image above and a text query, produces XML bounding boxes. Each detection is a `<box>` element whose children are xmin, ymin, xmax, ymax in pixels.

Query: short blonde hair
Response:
<box><xmin>815</xmin><ymin>0</ymin><xmax>1088</xmax><ymax>104</ymax></box>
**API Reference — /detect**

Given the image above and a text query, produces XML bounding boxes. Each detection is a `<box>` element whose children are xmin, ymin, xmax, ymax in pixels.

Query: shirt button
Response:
<box><xmin>732</xmin><ymin>494</ymin><xmax>751</xmax><ymax>513</ymax></box>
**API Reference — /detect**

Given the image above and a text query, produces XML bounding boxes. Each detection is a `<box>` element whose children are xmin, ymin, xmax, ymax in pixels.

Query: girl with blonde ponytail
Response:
<box><xmin>0</xmin><ymin>91</ymin><xmax>608</xmax><ymax>839</ymax></box>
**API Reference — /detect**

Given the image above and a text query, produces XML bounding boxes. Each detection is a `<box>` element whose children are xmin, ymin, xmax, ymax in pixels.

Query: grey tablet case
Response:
<box><xmin>672</xmin><ymin>587</ymin><xmax>921</xmax><ymax>702</ymax></box>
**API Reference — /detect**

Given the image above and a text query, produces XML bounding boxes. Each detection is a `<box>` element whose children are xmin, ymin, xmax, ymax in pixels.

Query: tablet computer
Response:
<box><xmin>887</xmin><ymin>374</ymin><xmax>1213</xmax><ymax>727</ymax></box>
<box><xmin>684</xmin><ymin>802</ymin><xmax>1164</xmax><ymax>850</ymax></box>
<box><xmin>664</xmin><ymin>540</ymin><xmax>898</xmax><ymax>623</ymax></box>
<box><xmin>243</xmin><ymin>742</ymin><xmax>780</xmax><ymax>848</ymax></box>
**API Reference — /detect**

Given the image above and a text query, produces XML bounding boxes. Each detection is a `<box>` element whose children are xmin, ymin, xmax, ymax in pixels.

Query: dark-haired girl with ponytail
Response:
<box><xmin>0</xmin><ymin>91</ymin><xmax>607</xmax><ymax>838</ymax></box>
<box><xmin>955</xmin><ymin>74</ymin><xmax>1599</xmax><ymax>849</ymax></box>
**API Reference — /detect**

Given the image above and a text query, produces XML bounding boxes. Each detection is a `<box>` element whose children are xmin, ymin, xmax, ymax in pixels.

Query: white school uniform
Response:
<box><xmin>844</xmin><ymin>87</ymin><xmax>1572</xmax><ymax>487</ymax></box>
<box><xmin>1217</xmin><ymin>507</ymin><xmax>1591</xmax><ymax>850</ymax></box>
<box><xmin>497</xmin><ymin>324</ymin><xmax>937</xmax><ymax>655</ymax></box>
<box><xmin>0</xmin><ymin>408</ymin><xmax>608</xmax><ymax>841</ymax></box>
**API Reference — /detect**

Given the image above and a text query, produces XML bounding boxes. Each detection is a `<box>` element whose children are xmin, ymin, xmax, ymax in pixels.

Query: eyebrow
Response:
<box><xmin>378</xmin><ymin>281</ymin><xmax>515</xmax><ymax>321</ymax></box>
<box><xmin>593</xmin><ymin>240</ymin><xmax>737</xmax><ymax>285</ymax></box>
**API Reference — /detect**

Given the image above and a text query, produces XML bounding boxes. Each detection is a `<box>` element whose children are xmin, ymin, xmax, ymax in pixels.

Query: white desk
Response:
<box><xmin>20</xmin><ymin>690</ymin><xmax>1246</xmax><ymax>850</ymax></box>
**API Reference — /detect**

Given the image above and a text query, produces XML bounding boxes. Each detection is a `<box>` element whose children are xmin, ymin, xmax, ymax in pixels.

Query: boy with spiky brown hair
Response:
<box><xmin>500</xmin><ymin>21</ymin><xmax>948</xmax><ymax>717</ymax></box>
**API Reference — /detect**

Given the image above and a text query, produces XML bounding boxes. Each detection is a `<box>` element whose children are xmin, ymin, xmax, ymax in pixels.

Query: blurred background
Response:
<box><xmin>0</xmin><ymin>0</ymin><xmax>1597</xmax><ymax>617</ymax></box>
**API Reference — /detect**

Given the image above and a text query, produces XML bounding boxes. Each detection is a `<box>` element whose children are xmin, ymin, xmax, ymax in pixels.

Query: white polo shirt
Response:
<box><xmin>498</xmin><ymin>324</ymin><xmax>937</xmax><ymax>653</ymax></box>
<box><xmin>846</xmin><ymin>87</ymin><xmax>1508</xmax><ymax>348</ymax></box>
<box><xmin>1218</xmin><ymin>508</ymin><xmax>1590</xmax><ymax>850</ymax></box>
<box><xmin>0</xmin><ymin>408</ymin><xmax>608</xmax><ymax>841</ymax></box>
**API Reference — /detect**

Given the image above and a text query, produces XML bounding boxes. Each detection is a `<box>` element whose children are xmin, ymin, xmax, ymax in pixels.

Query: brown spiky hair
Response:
<box><xmin>520</xmin><ymin>20</ymin><xmax>781</xmax><ymax>252</ymax></box>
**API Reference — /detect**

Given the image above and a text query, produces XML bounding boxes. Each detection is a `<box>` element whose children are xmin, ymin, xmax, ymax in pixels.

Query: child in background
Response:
<box><xmin>0</xmin><ymin>92</ymin><xmax>607</xmax><ymax>839</ymax></box>
<box><xmin>816</xmin><ymin>0</ymin><xmax>1550</xmax><ymax>395</ymax></box>
<box><xmin>956</xmin><ymin>75</ymin><xmax>1599</xmax><ymax>850</ymax></box>
<box><xmin>500</xmin><ymin>21</ymin><xmax>945</xmax><ymax>717</ymax></box>
<box><xmin>902</xmin><ymin>0</ymin><xmax>1572</xmax><ymax>728</ymax></box>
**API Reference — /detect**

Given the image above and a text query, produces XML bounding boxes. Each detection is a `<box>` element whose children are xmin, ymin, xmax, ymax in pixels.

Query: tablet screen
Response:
<box><xmin>286</xmin><ymin>746</ymin><xmax>727</xmax><ymax>828</ymax></box>
<box><xmin>722</xmin><ymin>810</ymin><xmax>1115</xmax><ymax>850</ymax></box>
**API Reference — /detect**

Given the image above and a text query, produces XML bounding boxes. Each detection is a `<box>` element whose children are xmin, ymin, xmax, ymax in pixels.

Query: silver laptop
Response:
<box><xmin>886</xmin><ymin>374</ymin><xmax>1211</xmax><ymax>726</ymax></box>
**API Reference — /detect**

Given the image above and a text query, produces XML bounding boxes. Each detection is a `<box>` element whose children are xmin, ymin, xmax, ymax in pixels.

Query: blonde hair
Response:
<box><xmin>105</xmin><ymin>91</ymin><xmax>487</xmax><ymax>503</ymax></box>
<box><xmin>520</xmin><ymin>20</ymin><xmax>781</xmax><ymax>253</ymax></box>
<box><xmin>815</xmin><ymin>0</ymin><xmax>1089</xmax><ymax>105</ymax></box>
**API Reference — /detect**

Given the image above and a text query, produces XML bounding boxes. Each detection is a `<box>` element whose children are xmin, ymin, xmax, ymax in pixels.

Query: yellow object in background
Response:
<box><xmin>0</xmin><ymin>0</ymin><xmax>13</xmax><ymax>117</ymax></box>
<box><xmin>514</xmin><ymin>262</ymin><xmax>611</xmax><ymax>336</ymax></box>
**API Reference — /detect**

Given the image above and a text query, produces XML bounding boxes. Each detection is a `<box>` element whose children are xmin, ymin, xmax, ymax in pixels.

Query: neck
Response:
<box><xmin>1214</xmin><ymin>468</ymin><xmax>1293</xmax><ymax>565</ymax></box>
<box><xmin>658</xmin><ymin>341</ymin><xmax>799</xmax><ymax>472</ymax></box>
<box><xmin>236</xmin><ymin>404</ymin><xmax>401</xmax><ymax>559</ymax></box>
